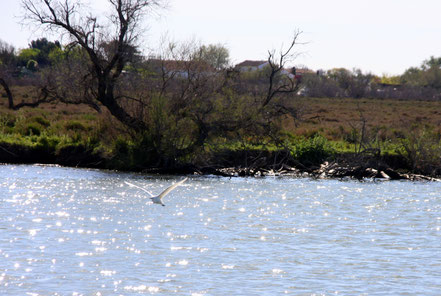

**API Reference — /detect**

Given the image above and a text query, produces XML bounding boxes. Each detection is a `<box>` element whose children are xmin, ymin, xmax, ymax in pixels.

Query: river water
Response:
<box><xmin>0</xmin><ymin>164</ymin><xmax>440</xmax><ymax>295</ymax></box>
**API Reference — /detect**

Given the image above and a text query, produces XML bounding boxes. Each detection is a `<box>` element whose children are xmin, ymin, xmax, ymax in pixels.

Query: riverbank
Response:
<box><xmin>1</xmin><ymin>91</ymin><xmax>440</xmax><ymax>180</ymax></box>
<box><xmin>1</xmin><ymin>140</ymin><xmax>439</xmax><ymax>181</ymax></box>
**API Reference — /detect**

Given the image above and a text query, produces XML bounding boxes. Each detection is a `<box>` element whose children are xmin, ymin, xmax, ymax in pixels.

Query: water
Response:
<box><xmin>0</xmin><ymin>164</ymin><xmax>440</xmax><ymax>295</ymax></box>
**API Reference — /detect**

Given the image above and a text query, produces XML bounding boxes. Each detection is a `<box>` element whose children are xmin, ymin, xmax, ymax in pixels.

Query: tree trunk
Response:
<box><xmin>0</xmin><ymin>77</ymin><xmax>14</xmax><ymax>109</ymax></box>
<box><xmin>97</xmin><ymin>79</ymin><xmax>147</xmax><ymax>132</ymax></box>
<box><xmin>101</xmin><ymin>94</ymin><xmax>147</xmax><ymax>132</ymax></box>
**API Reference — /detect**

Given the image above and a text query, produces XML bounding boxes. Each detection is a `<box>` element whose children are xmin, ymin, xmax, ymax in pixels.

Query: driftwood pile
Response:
<box><xmin>196</xmin><ymin>161</ymin><xmax>441</xmax><ymax>181</ymax></box>
<box><xmin>315</xmin><ymin>161</ymin><xmax>440</xmax><ymax>181</ymax></box>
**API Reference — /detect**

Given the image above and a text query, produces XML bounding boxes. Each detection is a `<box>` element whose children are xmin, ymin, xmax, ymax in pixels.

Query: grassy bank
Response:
<box><xmin>1</xmin><ymin>86</ymin><xmax>440</xmax><ymax>176</ymax></box>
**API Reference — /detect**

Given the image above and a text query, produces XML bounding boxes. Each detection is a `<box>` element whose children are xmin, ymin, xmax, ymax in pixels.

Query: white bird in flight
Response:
<box><xmin>125</xmin><ymin>177</ymin><xmax>188</xmax><ymax>206</ymax></box>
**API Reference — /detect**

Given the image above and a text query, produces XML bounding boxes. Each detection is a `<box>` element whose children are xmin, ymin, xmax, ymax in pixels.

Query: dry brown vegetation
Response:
<box><xmin>282</xmin><ymin>97</ymin><xmax>440</xmax><ymax>140</ymax></box>
<box><xmin>3</xmin><ymin>86</ymin><xmax>441</xmax><ymax>142</ymax></box>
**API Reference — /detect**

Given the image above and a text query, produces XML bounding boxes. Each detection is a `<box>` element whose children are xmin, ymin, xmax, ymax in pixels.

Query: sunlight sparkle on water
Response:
<box><xmin>0</xmin><ymin>165</ymin><xmax>440</xmax><ymax>295</ymax></box>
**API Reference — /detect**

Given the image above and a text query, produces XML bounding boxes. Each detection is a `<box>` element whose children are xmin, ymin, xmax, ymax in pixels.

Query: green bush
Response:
<box><xmin>22</xmin><ymin>123</ymin><xmax>42</xmax><ymax>136</ymax></box>
<box><xmin>0</xmin><ymin>114</ymin><xmax>16</xmax><ymax>132</ymax></box>
<box><xmin>108</xmin><ymin>135</ymin><xmax>159</xmax><ymax>170</ymax></box>
<box><xmin>114</xmin><ymin>137</ymin><xmax>130</xmax><ymax>155</ymax></box>
<box><xmin>106</xmin><ymin>137</ymin><xmax>133</xmax><ymax>170</ymax></box>
<box><xmin>11</xmin><ymin>115</ymin><xmax>52</xmax><ymax>136</ymax></box>
<box><xmin>36</xmin><ymin>135</ymin><xmax>60</xmax><ymax>152</ymax></box>
<box><xmin>291</xmin><ymin>134</ymin><xmax>334</xmax><ymax>166</ymax></box>
<box><xmin>396</xmin><ymin>126</ymin><xmax>441</xmax><ymax>175</ymax></box>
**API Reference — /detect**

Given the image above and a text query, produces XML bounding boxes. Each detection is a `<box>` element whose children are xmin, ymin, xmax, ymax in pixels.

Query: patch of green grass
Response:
<box><xmin>81</xmin><ymin>114</ymin><xmax>97</xmax><ymax>121</ymax></box>
<box><xmin>31</xmin><ymin>116</ymin><xmax>50</xmax><ymax>127</ymax></box>
<box><xmin>64</xmin><ymin>120</ymin><xmax>89</xmax><ymax>131</ymax></box>
<box><xmin>22</xmin><ymin>122</ymin><xmax>43</xmax><ymax>136</ymax></box>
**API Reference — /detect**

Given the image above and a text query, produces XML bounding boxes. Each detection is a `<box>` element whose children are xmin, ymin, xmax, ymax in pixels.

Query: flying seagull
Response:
<box><xmin>125</xmin><ymin>177</ymin><xmax>188</xmax><ymax>206</ymax></box>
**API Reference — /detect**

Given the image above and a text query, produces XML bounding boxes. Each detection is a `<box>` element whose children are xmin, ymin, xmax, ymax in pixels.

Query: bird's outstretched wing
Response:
<box><xmin>157</xmin><ymin>177</ymin><xmax>188</xmax><ymax>201</ymax></box>
<box><xmin>124</xmin><ymin>181</ymin><xmax>154</xmax><ymax>197</ymax></box>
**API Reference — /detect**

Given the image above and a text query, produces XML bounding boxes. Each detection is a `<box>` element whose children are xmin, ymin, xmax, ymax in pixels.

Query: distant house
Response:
<box><xmin>235</xmin><ymin>60</ymin><xmax>269</xmax><ymax>72</ymax></box>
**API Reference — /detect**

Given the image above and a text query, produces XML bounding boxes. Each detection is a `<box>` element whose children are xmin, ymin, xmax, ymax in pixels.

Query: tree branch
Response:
<box><xmin>262</xmin><ymin>30</ymin><xmax>303</xmax><ymax>108</ymax></box>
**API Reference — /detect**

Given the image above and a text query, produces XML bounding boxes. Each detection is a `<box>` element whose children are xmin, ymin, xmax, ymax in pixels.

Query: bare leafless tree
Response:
<box><xmin>21</xmin><ymin>0</ymin><xmax>163</xmax><ymax>131</ymax></box>
<box><xmin>262</xmin><ymin>30</ymin><xmax>303</xmax><ymax>107</ymax></box>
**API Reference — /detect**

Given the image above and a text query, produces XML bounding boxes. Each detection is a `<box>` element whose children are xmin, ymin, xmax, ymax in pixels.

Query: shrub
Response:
<box><xmin>291</xmin><ymin>134</ymin><xmax>334</xmax><ymax>166</ymax></box>
<box><xmin>396</xmin><ymin>126</ymin><xmax>441</xmax><ymax>176</ymax></box>
<box><xmin>106</xmin><ymin>137</ymin><xmax>133</xmax><ymax>170</ymax></box>
<box><xmin>22</xmin><ymin>123</ymin><xmax>42</xmax><ymax>136</ymax></box>
<box><xmin>0</xmin><ymin>114</ymin><xmax>16</xmax><ymax>131</ymax></box>
<box><xmin>108</xmin><ymin>134</ymin><xmax>159</xmax><ymax>170</ymax></box>
<box><xmin>36</xmin><ymin>135</ymin><xmax>60</xmax><ymax>152</ymax></box>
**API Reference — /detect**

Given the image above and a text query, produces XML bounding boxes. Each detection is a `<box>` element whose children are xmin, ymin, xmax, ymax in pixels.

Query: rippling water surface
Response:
<box><xmin>0</xmin><ymin>164</ymin><xmax>440</xmax><ymax>295</ymax></box>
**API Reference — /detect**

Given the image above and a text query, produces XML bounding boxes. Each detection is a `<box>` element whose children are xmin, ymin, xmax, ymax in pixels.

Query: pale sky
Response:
<box><xmin>2</xmin><ymin>0</ymin><xmax>441</xmax><ymax>75</ymax></box>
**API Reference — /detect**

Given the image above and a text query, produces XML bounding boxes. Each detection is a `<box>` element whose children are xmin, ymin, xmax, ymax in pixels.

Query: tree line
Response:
<box><xmin>299</xmin><ymin>60</ymin><xmax>441</xmax><ymax>100</ymax></box>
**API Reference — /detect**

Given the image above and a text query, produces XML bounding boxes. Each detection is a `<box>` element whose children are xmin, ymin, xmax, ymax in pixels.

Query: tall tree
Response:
<box><xmin>21</xmin><ymin>0</ymin><xmax>162</xmax><ymax>131</ymax></box>
<box><xmin>197</xmin><ymin>44</ymin><xmax>230</xmax><ymax>70</ymax></box>
<box><xmin>29</xmin><ymin>37</ymin><xmax>61</xmax><ymax>66</ymax></box>
<box><xmin>401</xmin><ymin>56</ymin><xmax>441</xmax><ymax>89</ymax></box>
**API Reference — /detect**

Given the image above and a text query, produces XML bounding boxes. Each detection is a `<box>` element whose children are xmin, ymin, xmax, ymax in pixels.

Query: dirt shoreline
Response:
<box><xmin>1</xmin><ymin>159</ymin><xmax>439</xmax><ymax>182</ymax></box>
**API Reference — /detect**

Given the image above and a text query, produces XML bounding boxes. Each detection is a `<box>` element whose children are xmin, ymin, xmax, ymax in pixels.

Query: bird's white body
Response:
<box><xmin>125</xmin><ymin>177</ymin><xmax>188</xmax><ymax>206</ymax></box>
